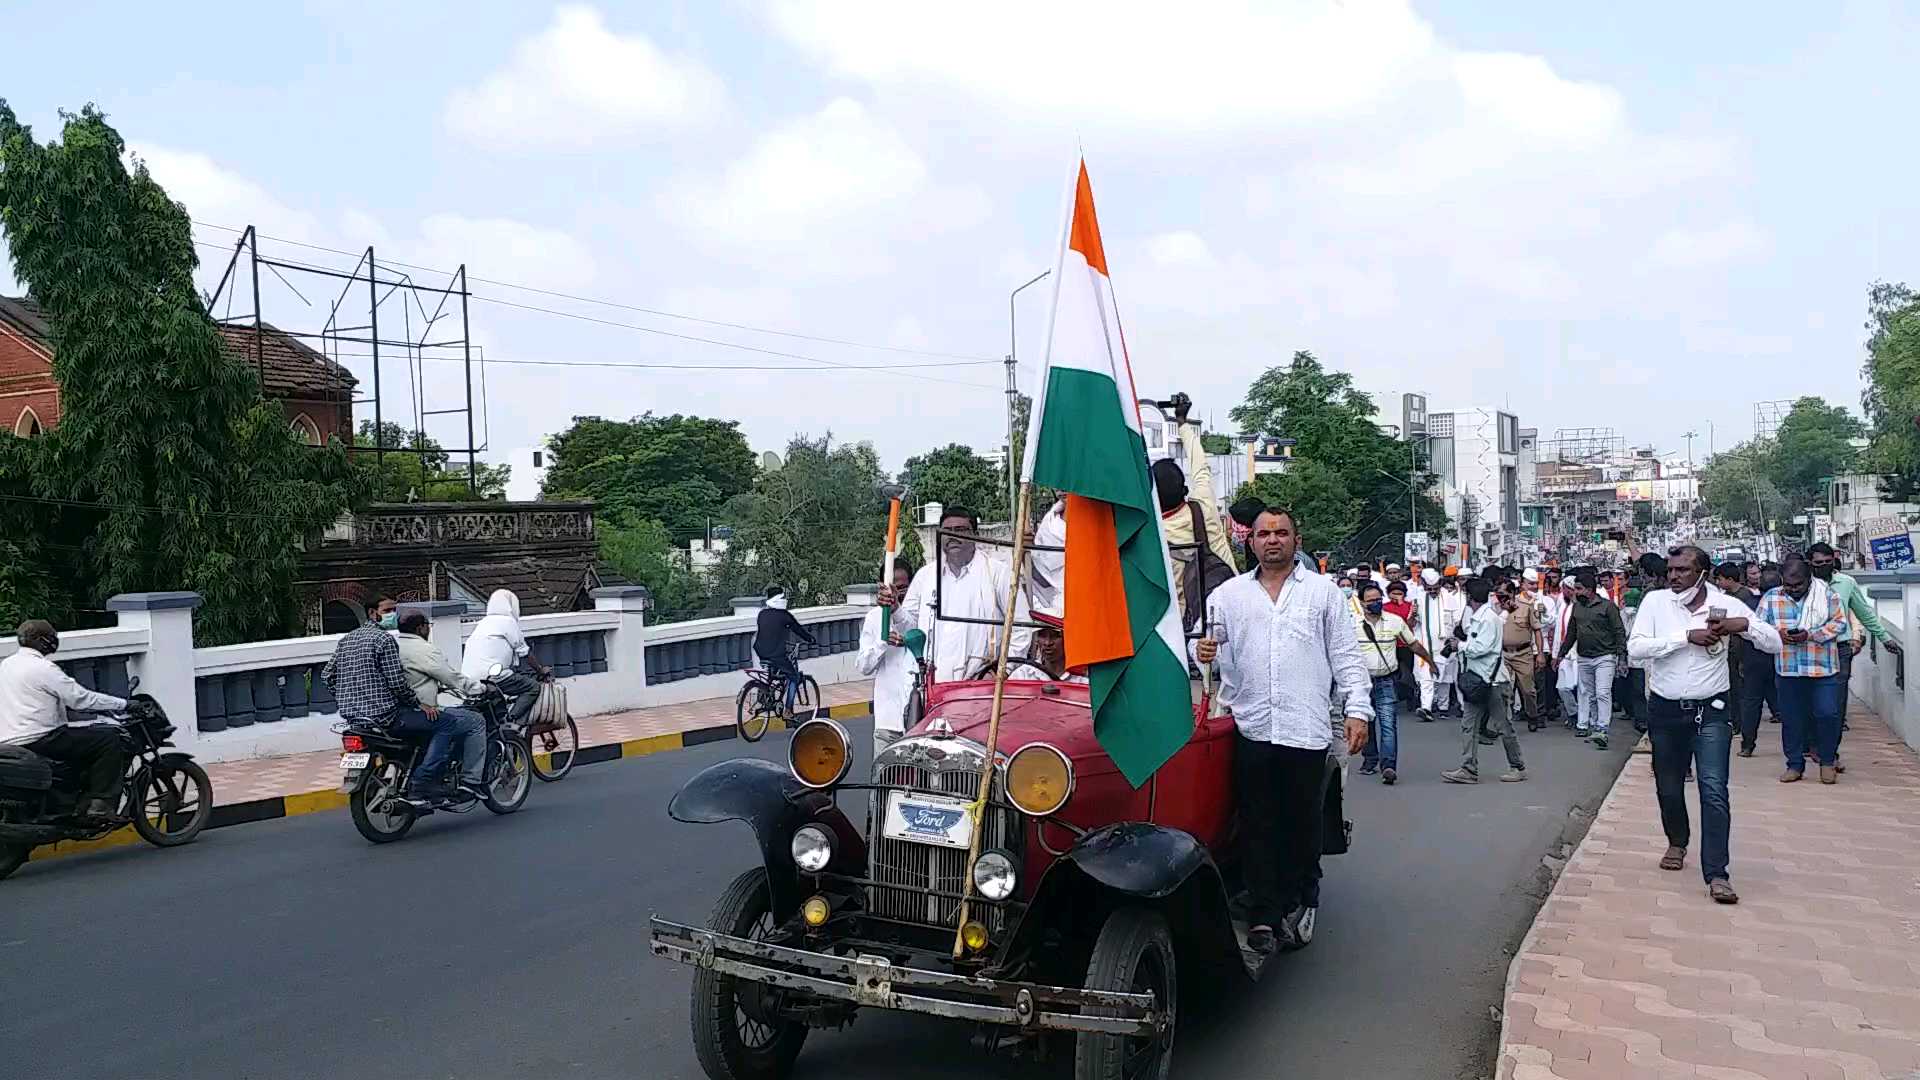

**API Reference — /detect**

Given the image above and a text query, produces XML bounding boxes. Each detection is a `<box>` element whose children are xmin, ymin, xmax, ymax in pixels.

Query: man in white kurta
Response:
<box><xmin>1413</xmin><ymin>569</ymin><xmax>1466</xmax><ymax>716</ymax></box>
<box><xmin>896</xmin><ymin>508</ymin><xmax>1030</xmax><ymax>684</ymax></box>
<box><xmin>858</xmin><ymin>563</ymin><xmax>919</xmax><ymax>758</ymax></box>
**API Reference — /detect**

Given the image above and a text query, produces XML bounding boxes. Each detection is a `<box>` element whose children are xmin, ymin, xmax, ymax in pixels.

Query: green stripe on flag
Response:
<box><xmin>1032</xmin><ymin>366</ymin><xmax>1192</xmax><ymax>787</ymax></box>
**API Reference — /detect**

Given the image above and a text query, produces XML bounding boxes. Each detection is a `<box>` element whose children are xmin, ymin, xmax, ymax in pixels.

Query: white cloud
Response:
<box><xmin>1146</xmin><ymin>231</ymin><xmax>1213</xmax><ymax>266</ymax></box>
<box><xmin>416</xmin><ymin>214</ymin><xmax>597</xmax><ymax>292</ymax></box>
<box><xmin>658</xmin><ymin>97</ymin><xmax>989</xmax><ymax>270</ymax></box>
<box><xmin>130</xmin><ymin>143</ymin><xmax>321</xmax><ymax>242</ymax></box>
<box><xmin>768</xmin><ymin>0</ymin><xmax>1437</xmax><ymax>134</ymax></box>
<box><xmin>1451</xmin><ymin>52</ymin><xmax>1625</xmax><ymax>142</ymax></box>
<box><xmin>445</xmin><ymin>5</ymin><xmax>725</xmax><ymax>148</ymax></box>
<box><xmin>1648</xmin><ymin>220</ymin><xmax>1771</xmax><ymax>269</ymax></box>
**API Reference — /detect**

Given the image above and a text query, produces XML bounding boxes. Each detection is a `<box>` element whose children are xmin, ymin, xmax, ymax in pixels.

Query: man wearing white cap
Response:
<box><xmin>1413</xmin><ymin>566</ymin><xmax>1463</xmax><ymax>719</ymax></box>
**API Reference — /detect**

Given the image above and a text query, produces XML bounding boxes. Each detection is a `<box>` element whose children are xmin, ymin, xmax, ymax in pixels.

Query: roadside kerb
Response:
<box><xmin>27</xmin><ymin>699</ymin><xmax>874</xmax><ymax>865</ymax></box>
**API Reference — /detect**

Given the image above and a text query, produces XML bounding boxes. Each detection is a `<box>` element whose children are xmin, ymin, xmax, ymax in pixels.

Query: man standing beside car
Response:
<box><xmin>1196</xmin><ymin>505</ymin><xmax>1370</xmax><ymax>955</ymax></box>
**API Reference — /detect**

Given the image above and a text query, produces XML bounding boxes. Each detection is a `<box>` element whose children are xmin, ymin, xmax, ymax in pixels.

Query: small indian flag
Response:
<box><xmin>1020</xmin><ymin>160</ymin><xmax>1191</xmax><ymax>788</ymax></box>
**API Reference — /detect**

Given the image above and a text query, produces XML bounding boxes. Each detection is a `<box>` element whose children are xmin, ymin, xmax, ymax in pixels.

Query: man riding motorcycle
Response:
<box><xmin>324</xmin><ymin>602</ymin><xmax>483</xmax><ymax>809</ymax></box>
<box><xmin>0</xmin><ymin>619</ymin><xmax>130</xmax><ymax>820</ymax></box>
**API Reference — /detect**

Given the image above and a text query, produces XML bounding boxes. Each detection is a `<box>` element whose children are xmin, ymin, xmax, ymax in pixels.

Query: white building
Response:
<box><xmin>1427</xmin><ymin>405</ymin><xmax>1522</xmax><ymax>565</ymax></box>
<box><xmin>500</xmin><ymin>442</ymin><xmax>552</xmax><ymax>502</ymax></box>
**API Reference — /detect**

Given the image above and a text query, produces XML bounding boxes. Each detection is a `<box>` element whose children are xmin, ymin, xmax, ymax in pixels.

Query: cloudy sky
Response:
<box><xmin>6</xmin><ymin>1</ymin><xmax>1917</xmax><ymax>473</ymax></box>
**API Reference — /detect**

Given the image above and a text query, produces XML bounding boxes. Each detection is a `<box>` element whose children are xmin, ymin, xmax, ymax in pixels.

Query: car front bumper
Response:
<box><xmin>649</xmin><ymin>917</ymin><xmax>1161</xmax><ymax>1038</ymax></box>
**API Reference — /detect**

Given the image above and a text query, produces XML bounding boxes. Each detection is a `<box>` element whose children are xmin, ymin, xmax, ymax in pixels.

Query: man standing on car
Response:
<box><xmin>1196</xmin><ymin>506</ymin><xmax>1370</xmax><ymax>955</ymax></box>
<box><xmin>896</xmin><ymin>506</ymin><xmax>1029</xmax><ymax>684</ymax></box>
<box><xmin>1628</xmin><ymin>545</ymin><xmax>1780</xmax><ymax>904</ymax></box>
<box><xmin>858</xmin><ymin>561</ymin><xmax>918</xmax><ymax>758</ymax></box>
<box><xmin>0</xmin><ymin>619</ymin><xmax>130</xmax><ymax>819</ymax></box>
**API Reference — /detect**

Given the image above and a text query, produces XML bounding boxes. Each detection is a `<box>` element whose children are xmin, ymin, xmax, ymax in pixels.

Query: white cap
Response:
<box><xmin>1386</xmin><ymin>562</ymin><xmax>1402</xmax><ymax>571</ymax></box>
<box><xmin>1523</xmin><ymin>568</ymin><xmax>1540</xmax><ymax>583</ymax></box>
<box><xmin>1422</xmin><ymin>568</ymin><xmax>1440</xmax><ymax>586</ymax></box>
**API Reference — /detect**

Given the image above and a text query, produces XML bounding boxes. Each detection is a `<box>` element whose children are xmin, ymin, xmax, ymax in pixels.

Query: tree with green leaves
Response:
<box><xmin>1861</xmin><ymin>281</ymin><xmax>1920</xmax><ymax>500</ymax></box>
<box><xmin>541</xmin><ymin>413</ymin><xmax>756</xmax><ymax>538</ymax></box>
<box><xmin>899</xmin><ymin>442</ymin><xmax>1008</xmax><ymax>523</ymax></box>
<box><xmin>355</xmin><ymin>420</ymin><xmax>509</xmax><ymax>502</ymax></box>
<box><xmin>0</xmin><ymin>103</ymin><xmax>360</xmax><ymax>644</ymax></box>
<box><xmin>1699</xmin><ymin>441</ymin><xmax>1784</xmax><ymax>529</ymax></box>
<box><xmin>1229</xmin><ymin>351</ymin><xmax>1446</xmax><ymax>557</ymax></box>
<box><xmin>1769</xmin><ymin>395</ymin><xmax>1863</xmax><ymax>509</ymax></box>
<box><xmin>1233</xmin><ymin>460</ymin><xmax>1359</xmax><ymax>556</ymax></box>
<box><xmin>598</xmin><ymin>517</ymin><xmax>715</xmax><ymax>622</ymax></box>
<box><xmin>724</xmin><ymin>434</ymin><xmax>889</xmax><ymax>606</ymax></box>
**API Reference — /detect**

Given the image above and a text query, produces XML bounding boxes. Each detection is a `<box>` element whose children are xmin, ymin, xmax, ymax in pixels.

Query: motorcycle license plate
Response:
<box><xmin>881</xmin><ymin>791</ymin><xmax>975</xmax><ymax>849</ymax></box>
<box><xmin>339</xmin><ymin>752</ymin><xmax>371</xmax><ymax>770</ymax></box>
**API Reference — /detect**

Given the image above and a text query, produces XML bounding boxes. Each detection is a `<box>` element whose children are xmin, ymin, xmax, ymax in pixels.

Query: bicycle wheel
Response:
<box><xmin>529</xmin><ymin>715</ymin><xmax>579</xmax><ymax>782</ymax></box>
<box><xmin>735</xmin><ymin>683</ymin><xmax>774</xmax><ymax>743</ymax></box>
<box><xmin>789</xmin><ymin>676</ymin><xmax>824</xmax><ymax>724</ymax></box>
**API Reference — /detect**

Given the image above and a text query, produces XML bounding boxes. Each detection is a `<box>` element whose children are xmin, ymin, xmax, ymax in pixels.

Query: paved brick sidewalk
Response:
<box><xmin>1500</xmin><ymin>698</ymin><xmax>1920</xmax><ymax>1080</ymax></box>
<box><xmin>203</xmin><ymin>680</ymin><xmax>875</xmax><ymax>805</ymax></box>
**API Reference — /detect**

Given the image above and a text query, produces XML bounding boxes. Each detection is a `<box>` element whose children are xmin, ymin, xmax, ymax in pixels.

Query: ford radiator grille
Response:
<box><xmin>868</xmin><ymin>761</ymin><xmax>1023</xmax><ymax>934</ymax></box>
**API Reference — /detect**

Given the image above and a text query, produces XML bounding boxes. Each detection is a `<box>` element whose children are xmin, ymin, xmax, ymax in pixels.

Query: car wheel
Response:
<box><xmin>1075</xmin><ymin>907</ymin><xmax>1176</xmax><ymax>1080</ymax></box>
<box><xmin>690</xmin><ymin>866</ymin><xmax>807</xmax><ymax>1080</ymax></box>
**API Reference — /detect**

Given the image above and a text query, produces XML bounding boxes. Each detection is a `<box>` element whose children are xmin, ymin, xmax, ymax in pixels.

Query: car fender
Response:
<box><xmin>1004</xmin><ymin>822</ymin><xmax>1244</xmax><ymax>979</ymax></box>
<box><xmin>667</xmin><ymin>757</ymin><xmax>863</xmax><ymax>915</ymax></box>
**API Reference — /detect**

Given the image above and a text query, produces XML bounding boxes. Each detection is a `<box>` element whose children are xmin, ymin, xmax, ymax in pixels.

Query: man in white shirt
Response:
<box><xmin>1627</xmin><ymin>544</ymin><xmax>1781</xmax><ymax>905</ymax></box>
<box><xmin>1414</xmin><ymin>570</ymin><xmax>1466</xmax><ymax>718</ymax></box>
<box><xmin>1196</xmin><ymin>506</ymin><xmax>1370</xmax><ymax>954</ymax></box>
<box><xmin>896</xmin><ymin>506</ymin><xmax>1030</xmax><ymax>684</ymax></box>
<box><xmin>1443</xmin><ymin>578</ymin><xmax>1527</xmax><ymax>784</ymax></box>
<box><xmin>0</xmin><ymin>620</ymin><xmax>130</xmax><ymax>818</ymax></box>
<box><xmin>858</xmin><ymin>562</ymin><xmax>919</xmax><ymax>758</ymax></box>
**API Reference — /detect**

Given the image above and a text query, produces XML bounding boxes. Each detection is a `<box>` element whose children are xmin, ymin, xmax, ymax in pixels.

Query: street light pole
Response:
<box><xmin>1008</xmin><ymin>270</ymin><xmax>1051</xmax><ymax>515</ymax></box>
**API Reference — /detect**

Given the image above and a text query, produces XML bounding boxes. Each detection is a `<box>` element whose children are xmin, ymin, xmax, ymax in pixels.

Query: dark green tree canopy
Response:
<box><xmin>355</xmin><ymin>420</ymin><xmax>509</xmax><ymax>502</ymax></box>
<box><xmin>899</xmin><ymin>442</ymin><xmax>1008</xmax><ymax>523</ymax></box>
<box><xmin>725</xmin><ymin>434</ymin><xmax>888</xmax><ymax>606</ymax></box>
<box><xmin>541</xmin><ymin>413</ymin><xmax>756</xmax><ymax>537</ymax></box>
<box><xmin>0</xmin><ymin>103</ymin><xmax>359</xmax><ymax>643</ymax></box>
<box><xmin>1861</xmin><ymin>281</ymin><xmax>1920</xmax><ymax>499</ymax></box>
<box><xmin>1234</xmin><ymin>460</ymin><xmax>1359</xmax><ymax>558</ymax></box>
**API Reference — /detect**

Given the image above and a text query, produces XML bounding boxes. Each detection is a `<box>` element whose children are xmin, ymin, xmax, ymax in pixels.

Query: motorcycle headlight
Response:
<box><xmin>790</xmin><ymin>824</ymin><xmax>835</xmax><ymax>873</ymax></box>
<box><xmin>972</xmin><ymin>849</ymin><xmax>1018</xmax><ymax>901</ymax></box>
<box><xmin>1005</xmin><ymin>743</ymin><xmax>1074</xmax><ymax>816</ymax></box>
<box><xmin>789</xmin><ymin>718</ymin><xmax>852</xmax><ymax>789</ymax></box>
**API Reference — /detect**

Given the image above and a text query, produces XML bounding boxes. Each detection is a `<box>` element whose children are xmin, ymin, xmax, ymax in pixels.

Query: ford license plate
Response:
<box><xmin>338</xmin><ymin>752</ymin><xmax>370</xmax><ymax>770</ymax></box>
<box><xmin>881</xmin><ymin>791</ymin><xmax>974</xmax><ymax>849</ymax></box>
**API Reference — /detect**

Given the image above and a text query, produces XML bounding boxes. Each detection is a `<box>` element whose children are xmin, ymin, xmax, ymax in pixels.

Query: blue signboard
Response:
<box><xmin>1870</xmin><ymin>532</ymin><xmax>1915</xmax><ymax>570</ymax></box>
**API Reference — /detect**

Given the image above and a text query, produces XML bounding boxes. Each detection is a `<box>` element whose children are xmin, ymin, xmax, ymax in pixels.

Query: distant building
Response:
<box><xmin>1427</xmin><ymin>406</ymin><xmax>1522</xmax><ymax>564</ymax></box>
<box><xmin>0</xmin><ymin>294</ymin><xmax>355</xmax><ymax>443</ymax></box>
<box><xmin>501</xmin><ymin>442</ymin><xmax>553</xmax><ymax>501</ymax></box>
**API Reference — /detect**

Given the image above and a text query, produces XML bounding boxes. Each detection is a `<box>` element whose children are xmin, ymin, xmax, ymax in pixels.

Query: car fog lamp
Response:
<box><xmin>961</xmin><ymin>920</ymin><xmax>990</xmax><ymax>952</ymax></box>
<box><xmin>802</xmin><ymin>895</ymin><xmax>831</xmax><ymax>927</ymax></box>
<box><xmin>1005</xmin><ymin>743</ymin><xmax>1074</xmax><ymax>817</ymax></box>
<box><xmin>790</xmin><ymin>824</ymin><xmax>835</xmax><ymax>873</ymax></box>
<box><xmin>971</xmin><ymin>850</ymin><xmax>1018</xmax><ymax>901</ymax></box>
<box><xmin>788</xmin><ymin>718</ymin><xmax>852</xmax><ymax>789</ymax></box>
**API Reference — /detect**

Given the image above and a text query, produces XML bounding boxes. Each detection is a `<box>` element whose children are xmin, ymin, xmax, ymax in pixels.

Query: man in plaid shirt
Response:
<box><xmin>1755</xmin><ymin>558</ymin><xmax>1850</xmax><ymax>784</ymax></box>
<box><xmin>324</xmin><ymin>599</ymin><xmax>486</xmax><ymax>807</ymax></box>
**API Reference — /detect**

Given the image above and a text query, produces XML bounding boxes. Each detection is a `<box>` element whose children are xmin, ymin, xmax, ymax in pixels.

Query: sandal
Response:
<box><xmin>1708</xmin><ymin>879</ymin><xmax>1739</xmax><ymax>904</ymax></box>
<box><xmin>1659</xmin><ymin>846</ymin><xmax>1686</xmax><ymax>872</ymax></box>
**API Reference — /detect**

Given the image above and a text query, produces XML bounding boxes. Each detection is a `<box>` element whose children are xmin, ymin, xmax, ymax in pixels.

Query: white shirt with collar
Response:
<box><xmin>856</xmin><ymin>606</ymin><xmax>916</xmax><ymax>735</ymax></box>
<box><xmin>0</xmin><ymin>648</ymin><xmax>129</xmax><ymax>746</ymax></box>
<box><xmin>1205</xmin><ymin>555</ymin><xmax>1373</xmax><ymax>750</ymax></box>
<box><xmin>898</xmin><ymin>556</ymin><xmax>1032</xmax><ymax>684</ymax></box>
<box><xmin>1627</xmin><ymin>582</ymin><xmax>1782</xmax><ymax>701</ymax></box>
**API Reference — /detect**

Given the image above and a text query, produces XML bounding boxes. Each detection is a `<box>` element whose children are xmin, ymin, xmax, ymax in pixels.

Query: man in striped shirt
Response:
<box><xmin>1755</xmin><ymin>557</ymin><xmax>1850</xmax><ymax>784</ymax></box>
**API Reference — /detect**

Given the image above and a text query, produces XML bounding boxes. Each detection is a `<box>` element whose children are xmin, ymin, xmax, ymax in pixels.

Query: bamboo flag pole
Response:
<box><xmin>951</xmin><ymin>481</ymin><xmax>1035</xmax><ymax>959</ymax></box>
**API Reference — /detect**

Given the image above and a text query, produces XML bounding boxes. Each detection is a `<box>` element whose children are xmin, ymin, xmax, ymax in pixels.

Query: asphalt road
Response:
<box><xmin>1</xmin><ymin>711</ymin><xmax>1627</xmax><ymax>1080</ymax></box>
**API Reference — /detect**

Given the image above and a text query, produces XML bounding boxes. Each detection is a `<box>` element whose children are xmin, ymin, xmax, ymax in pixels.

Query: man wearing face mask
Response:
<box><xmin>0</xmin><ymin>619</ymin><xmax>131</xmax><ymax>819</ymax></box>
<box><xmin>324</xmin><ymin>598</ymin><xmax>461</xmax><ymax>807</ymax></box>
<box><xmin>896</xmin><ymin>506</ymin><xmax>1030</xmax><ymax>684</ymax></box>
<box><xmin>1758</xmin><ymin>556</ymin><xmax>1853</xmax><ymax>784</ymax></box>
<box><xmin>1807</xmin><ymin>543</ymin><xmax>1901</xmax><ymax>759</ymax></box>
<box><xmin>1354</xmin><ymin>582</ymin><xmax>1433</xmax><ymax>784</ymax></box>
<box><xmin>1628</xmin><ymin>545</ymin><xmax>1780</xmax><ymax>904</ymax></box>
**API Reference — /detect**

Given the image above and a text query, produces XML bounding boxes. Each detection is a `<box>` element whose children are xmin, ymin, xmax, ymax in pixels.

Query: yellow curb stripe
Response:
<box><xmin>282</xmin><ymin>789</ymin><xmax>349</xmax><ymax>817</ymax></box>
<box><xmin>29</xmin><ymin>826</ymin><xmax>143</xmax><ymax>862</ymax></box>
<box><xmin>619</xmin><ymin>733</ymin><xmax>684</xmax><ymax>759</ymax></box>
<box><xmin>826</xmin><ymin>701</ymin><xmax>874</xmax><ymax>720</ymax></box>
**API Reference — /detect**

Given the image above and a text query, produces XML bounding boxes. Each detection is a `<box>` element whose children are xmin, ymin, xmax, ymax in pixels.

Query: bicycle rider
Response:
<box><xmin>754</xmin><ymin>585</ymin><xmax>816</xmax><ymax>711</ymax></box>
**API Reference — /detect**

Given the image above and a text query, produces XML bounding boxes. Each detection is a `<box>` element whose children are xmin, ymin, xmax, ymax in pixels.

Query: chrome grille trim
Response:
<box><xmin>868</xmin><ymin>737</ymin><xmax>1025</xmax><ymax>934</ymax></box>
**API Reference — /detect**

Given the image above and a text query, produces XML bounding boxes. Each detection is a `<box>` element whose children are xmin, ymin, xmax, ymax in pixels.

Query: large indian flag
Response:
<box><xmin>1020</xmin><ymin>161</ymin><xmax>1191</xmax><ymax>788</ymax></box>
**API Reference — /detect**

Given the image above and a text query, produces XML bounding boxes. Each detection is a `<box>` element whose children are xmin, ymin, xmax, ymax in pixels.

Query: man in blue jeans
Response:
<box><xmin>1352</xmin><ymin>583</ymin><xmax>1433</xmax><ymax>785</ymax></box>
<box><xmin>1628</xmin><ymin>545</ymin><xmax>1780</xmax><ymax>904</ymax></box>
<box><xmin>1756</xmin><ymin>557</ymin><xmax>1851</xmax><ymax>784</ymax></box>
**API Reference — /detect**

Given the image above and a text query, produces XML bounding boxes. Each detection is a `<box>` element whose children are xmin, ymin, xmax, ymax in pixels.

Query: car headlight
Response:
<box><xmin>788</xmin><ymin>718</ymin><xmax>852</xmax><ymax>789</ymax></box>
<box><xmin>1005</xmin><ymin>743</ymin><xmax>1074</xmax><ymax>816</ymax></box>
<box><xmin>972</xmin><ymin>849</ymin><xmax>1018</xmax><ymax>901</ymax></box>
<box><xmin>791</xmin><ymin>824</ymin><xmax>835</xmax><ymax>873</ymax></box>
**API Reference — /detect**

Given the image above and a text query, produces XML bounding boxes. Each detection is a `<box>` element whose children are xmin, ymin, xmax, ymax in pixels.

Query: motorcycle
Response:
<box><xmin>334</xmin><ymin>666</ymin><xmax>532</xmax><ymax>844</ymax></box>
<box><xmin>0</xmin><ymin>677</ymin><xmax>213</xmax><ymax>880</ymax></box>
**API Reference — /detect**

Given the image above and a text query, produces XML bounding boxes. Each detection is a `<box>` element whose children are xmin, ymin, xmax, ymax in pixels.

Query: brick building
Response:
<box><xmin>0</xmin><ymin>295</ymin><xmax>355</xmax><ymax>441</ymax></box>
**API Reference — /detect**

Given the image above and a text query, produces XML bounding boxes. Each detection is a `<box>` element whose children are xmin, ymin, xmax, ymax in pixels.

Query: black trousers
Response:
<box><xmin>1737</xmin><ymin>659</ymin><xmax>1775</xmax><ymax>752</ymax></box>
<box><xmin>1234</xmin><ymin>734</ymin><xmax>1328</xmax><ymax>927</ymax></box>
<box><xmin>29</xmin><ymin>725</ymin><xmax>128</xmax><ymax>801</ymax></box>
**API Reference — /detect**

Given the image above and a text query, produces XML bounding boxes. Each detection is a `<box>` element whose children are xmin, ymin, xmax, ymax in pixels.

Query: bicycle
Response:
<box><xmin>735</xmin><ymin>646</ymin><xmax>822</xmax><ymax>743</ymax></box>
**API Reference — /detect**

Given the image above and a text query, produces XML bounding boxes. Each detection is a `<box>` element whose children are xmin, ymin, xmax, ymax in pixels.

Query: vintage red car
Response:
<box><xmin>649</xmin><ymin>661</ymin><xmax>1352</xmax><ymax>1079</ymax></box>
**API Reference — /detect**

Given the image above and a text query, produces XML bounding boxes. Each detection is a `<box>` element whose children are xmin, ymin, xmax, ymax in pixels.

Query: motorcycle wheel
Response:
<box><xmin>691</xmin><ymin>867</ymin><xmax>808</xmax><ymax>1080</ymax></box>
<box><xmin>529</xmin><ymin>715</ymin><xmax>579</xmax><ymax>782</ymax></box>
<box><xmin>482</xmin><ymin>737</ymin><xmax>531</xmax><ymax>815</ymax></box>
<box><xmin>0</xmin><ymin>842</ymin><xmax>28</xmax><ymax>881</ymax></box>
<box><xmin>129</xmin><ymin>757</ymin><xmax>214</xmax><ymax>848</ymax></box>
<box><xmin>349</xmin><ymin>760</ymin><xmax>417</xmax><ymax>844</ymax></box>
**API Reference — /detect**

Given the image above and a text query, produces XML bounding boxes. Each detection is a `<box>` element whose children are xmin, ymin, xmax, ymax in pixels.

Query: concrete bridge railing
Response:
<box><xmin>1840</xmin><ymin>568</ymin><xmax>1918</xmax><ymax>753</ymax></box>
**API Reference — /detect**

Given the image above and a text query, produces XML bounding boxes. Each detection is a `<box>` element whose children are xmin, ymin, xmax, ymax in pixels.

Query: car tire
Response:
<box><xmin>691</xmin><ymin>866</ymin><xmax>807</xmax><ymax>1080</ymax></box>
<box><xmin>1075</xmin><ymin>907</ymin><xmax>1176</xmax><ymax>1080</ymax></box>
